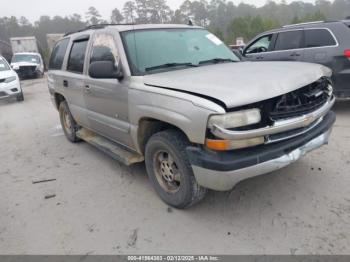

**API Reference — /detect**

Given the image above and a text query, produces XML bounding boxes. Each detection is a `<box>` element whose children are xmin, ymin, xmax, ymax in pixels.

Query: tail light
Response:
<box><xmin>344</xmin><ymin>50</ymin><xmax>350</xmax><ymax>58</ymax></box>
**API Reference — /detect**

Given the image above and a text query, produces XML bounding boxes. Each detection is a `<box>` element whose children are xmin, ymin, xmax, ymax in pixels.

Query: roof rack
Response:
<box><xmin>64</xmin><ymin>23</ymin><xmax>135</xmax><ymax>37</ymax></box>
<box><xmin>282</xmin><ymin>21</ymin><xmax>324</xmax><ymax>28</ymax></box>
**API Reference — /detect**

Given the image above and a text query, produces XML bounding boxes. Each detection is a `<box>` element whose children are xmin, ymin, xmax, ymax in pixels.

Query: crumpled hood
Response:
<box><xmin>143</xmin><ymin>61</ymin><xmax>332</xmax><ymax>108</ymax></box>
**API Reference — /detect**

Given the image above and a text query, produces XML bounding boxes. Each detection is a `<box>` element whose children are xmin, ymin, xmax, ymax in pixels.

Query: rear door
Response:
<box><xmin>270</xmin><ymin>29</ymin><xmax>304</xmax><ymax>61</ymax></box>
<box><xmin>62</xmin><ymin>35</ymin><xmax>90</xmax><ymax>127</ymax></box>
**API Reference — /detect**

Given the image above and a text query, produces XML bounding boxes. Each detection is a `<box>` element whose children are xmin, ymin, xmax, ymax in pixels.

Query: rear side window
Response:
<box><xmin>67</xmin><ymin>40</ymin><xmax>88</xmax><ymax>73</ymax></box>
<box><xmin>274</xmin><ymin>30</ymin><xmax>303</xmax><ymax>51</ymax></box>
<box><xmin>49</xmin><ymin>38</ymin><xmax>69</xmax><ymax>70</ymax></box>
<box><xmin>304</xmin><ymin>29</ymin><xmax>336</xmax><ymax>48</ymax></box>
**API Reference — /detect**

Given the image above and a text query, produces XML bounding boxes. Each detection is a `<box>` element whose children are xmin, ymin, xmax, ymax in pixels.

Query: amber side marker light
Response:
<box><xmin>205</xmin><ymin>139</ymin><xmax>230</xmax><ymax>151</ymax></box>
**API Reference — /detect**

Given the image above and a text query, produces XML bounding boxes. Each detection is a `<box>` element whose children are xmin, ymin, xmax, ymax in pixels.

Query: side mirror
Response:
<box><xmin>89</xmin><ymin>61</ymin><xmax>123</xmax><ymax>80</ymax></box>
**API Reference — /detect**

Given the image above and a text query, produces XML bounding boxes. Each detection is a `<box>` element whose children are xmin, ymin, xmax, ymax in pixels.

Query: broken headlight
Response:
<box><xmin>208</xmin><ymin>108</ymin><xmax>261</xmax><ymax>129</ymax></box>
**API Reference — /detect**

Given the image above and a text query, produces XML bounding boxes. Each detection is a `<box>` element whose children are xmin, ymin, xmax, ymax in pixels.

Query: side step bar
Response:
<box><xmin>76</xmin><ymin>128</ymin><xmax>144</xmax><ymax>166</ymax></box>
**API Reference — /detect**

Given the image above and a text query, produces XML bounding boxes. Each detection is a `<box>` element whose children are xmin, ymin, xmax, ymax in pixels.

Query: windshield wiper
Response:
<box><xmin>198</xmin><ymin>58</ymin><xmax>236</xmax><ymax>65</ymax></box>
<box><xmin>145</xmin><ymin>62</ymin><xmax>197</xmax><ymax>72</ymax></box>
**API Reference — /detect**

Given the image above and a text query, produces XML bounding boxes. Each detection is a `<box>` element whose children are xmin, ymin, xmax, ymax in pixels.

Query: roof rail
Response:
<box><xmin>64</xmin><ymin>23</ymin><xmax>135</xmax><ymax>37</ymax></box>
<box><xmin>282</xmin><ymin>21</ymin><xmax>324</xmax><ymax>28</ymax></box>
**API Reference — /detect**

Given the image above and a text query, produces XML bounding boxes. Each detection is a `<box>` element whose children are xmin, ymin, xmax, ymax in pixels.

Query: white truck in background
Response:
<box><xmin>10</xmin><ymin>37</ymin><xmax>44</xmax><ymax>79</ymax></box>
<box><xmin>10</xmin><ymin>36</ymin><xmax>39</xmax><ymax>53</ymax></box>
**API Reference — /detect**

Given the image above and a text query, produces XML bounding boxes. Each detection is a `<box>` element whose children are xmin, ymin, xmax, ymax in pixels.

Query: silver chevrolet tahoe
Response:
<box><xmin>48</xmin><ymin>24</ymin><xmax>336</xmax><ymax>208</ymax></box>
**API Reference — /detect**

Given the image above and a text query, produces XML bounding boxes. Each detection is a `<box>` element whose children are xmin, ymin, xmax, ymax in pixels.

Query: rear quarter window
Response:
<box><xmin>49</xmin><ymin>38</ymin><xmax>70</xmax><ymax>70</ymax></box>
<box><xmin>304</xmin><ymin>29</ymin><xmax>337</xmax><ymax>48</ymax></box>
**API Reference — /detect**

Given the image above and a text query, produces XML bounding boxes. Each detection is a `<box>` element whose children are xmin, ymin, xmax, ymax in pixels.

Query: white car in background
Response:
<box><xmin>11</xmin><ymin>52</ymin><xmax>44</xmax><ymax>79</ymax></box>
<box><xmin>0</xmin><ymin>56</ymin><xmax>24</xmax><ymax>102</ymax></box>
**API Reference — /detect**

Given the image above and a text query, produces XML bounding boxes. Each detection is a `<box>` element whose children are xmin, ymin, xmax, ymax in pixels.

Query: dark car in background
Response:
<box><xmin>241</xmin><ymin>20</ymin><xmax>350</xmax><ymax>98</ymax></box>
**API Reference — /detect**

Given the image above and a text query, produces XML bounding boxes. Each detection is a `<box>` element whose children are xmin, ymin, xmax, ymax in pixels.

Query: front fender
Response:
<box><xmin>128</xmin><ymin>86</ymin><xmax>224</xmax><ymax>151</ymax></box>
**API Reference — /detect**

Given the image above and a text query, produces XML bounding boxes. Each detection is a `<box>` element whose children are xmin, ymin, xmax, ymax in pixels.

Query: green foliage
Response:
<box><xmin>0</xmin><ymin>0</ymin><xmax>349</xmax><ymax>52</ymax></box>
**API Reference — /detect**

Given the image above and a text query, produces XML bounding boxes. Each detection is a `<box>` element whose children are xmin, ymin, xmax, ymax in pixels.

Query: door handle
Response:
<box><xmin>63</xmin><ymin>80</ymin><xmax>68</xmax><ymax>87</ymax></box>
<box><xmin>256</xmin><ymin>56</ymin><xmax>264</xmax><ymax>60</ymax></box>
<box><xmin>84</xmin><ymin>85</ymin><xmax>91</xmax><ymax>93</ymax></box>
<box><xmin>290</xmin><ymin>52</ymin><xmax>301</xmax><ymax>57</ymax></box>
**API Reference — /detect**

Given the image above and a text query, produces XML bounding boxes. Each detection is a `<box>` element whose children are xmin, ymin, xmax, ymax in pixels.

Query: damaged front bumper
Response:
<box><xmin>187</xmin><ymin>111</ymin><xmax>336</xmax><ymax>191</ymax></box>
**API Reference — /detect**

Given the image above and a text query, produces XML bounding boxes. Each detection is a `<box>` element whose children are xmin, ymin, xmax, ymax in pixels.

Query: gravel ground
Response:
<box><xmin>0</xmin><ymin>77</ymin><xmax>349</xmax><ymax>255</ymax></box>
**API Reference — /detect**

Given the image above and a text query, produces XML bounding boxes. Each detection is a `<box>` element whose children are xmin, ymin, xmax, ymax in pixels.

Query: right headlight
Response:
<box><xmin>4</xmin><ymin>76</ymin><xmax>17</xmax><ymax>83</ymax></box>
<box><xmin>206</xmin><ymin>108</ymin><xmax>263</xmax><ymax>151</ymax></box>
<box><xmin>208</xmin><ymin>108</ymin><xmax>261</xmax><ymax>129</ymax></box>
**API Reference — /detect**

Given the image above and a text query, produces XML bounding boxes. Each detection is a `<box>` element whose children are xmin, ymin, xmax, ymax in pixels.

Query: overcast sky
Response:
<box><xmin>0</xmin><ymin>0</ymin><xmax>316</xmax><ymax>22</ymax></box>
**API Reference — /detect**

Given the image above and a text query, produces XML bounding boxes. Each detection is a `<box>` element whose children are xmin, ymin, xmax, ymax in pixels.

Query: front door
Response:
<box><xmin>84</xmin><ymin>33</ymin><xmax>133</xmax><ymax>148</ymax></box>
<box><xmin>243</xmin><ymin>34</ymin><xmax>276</xmax><ymax>61</ymax></box>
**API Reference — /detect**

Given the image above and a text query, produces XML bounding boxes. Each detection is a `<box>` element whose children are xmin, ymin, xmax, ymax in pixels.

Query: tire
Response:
<box><xmin>145</xmin><ymin>130</ymin><xmax>207</xmax><ymax>209</ymax></box>
<box><xmin>16</xmin><ymin>92</ymin><xmax>24</xmax><ymax>102</ymax></box>
<box><xmin>59</xmin><ymin>101</ymin><xmax>80</xmax><ymax>143</ymax></box>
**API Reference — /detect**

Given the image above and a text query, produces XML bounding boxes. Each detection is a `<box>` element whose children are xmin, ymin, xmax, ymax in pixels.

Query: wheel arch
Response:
<box><xmin>136</xmin><ymin>117</ymin><xmax>190</xmax><ymax>154</ymax></box>
<box><xmin>54</xmin><ymin>92</ymin><xmax>66</xmax><ymax>109</ymax></box>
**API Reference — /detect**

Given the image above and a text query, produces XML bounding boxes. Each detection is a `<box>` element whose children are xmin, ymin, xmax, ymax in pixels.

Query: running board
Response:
<box><xmin>76</xmin><ymin>128</ymin><xmax>144</xmax><ymax>166</ymax></box>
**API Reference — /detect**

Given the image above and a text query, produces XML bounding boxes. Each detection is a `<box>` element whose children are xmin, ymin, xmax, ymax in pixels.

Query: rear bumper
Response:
<box><xmin>187</xmin><ymin>111</ymin><xmax>336</xmax><ymax>191</ymax></box>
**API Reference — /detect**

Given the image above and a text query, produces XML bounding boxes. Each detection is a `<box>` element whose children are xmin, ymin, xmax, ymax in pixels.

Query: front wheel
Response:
<box><xmin>16</xmin><ymin>92</ymin><xmax>24</xmax><ymax>102</ymax></box>
<box><xmin>59</xmin><ymin>101</ymin><xmax>80</xmax><ymax>143</ymax></box>
<box><xmin>145</xmin><ymin>130</ymin><xmax>207</xmax><ymax>209</ymax></box>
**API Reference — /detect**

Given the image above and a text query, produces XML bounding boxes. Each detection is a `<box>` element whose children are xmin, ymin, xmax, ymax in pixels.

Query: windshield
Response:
<box><xmin>121</xmin><ymin>28</ymin><xmax>240</xmax><ymax>75</ymax></box>
<box><xmin>0</xmin><ymin>58</ymin><xmax>10</xmax><ymax>71</ymax></box>
<box><xmin>12</xmin><ymin>54</ymin><xmax>40</xmax><ymax>64</ymax></box>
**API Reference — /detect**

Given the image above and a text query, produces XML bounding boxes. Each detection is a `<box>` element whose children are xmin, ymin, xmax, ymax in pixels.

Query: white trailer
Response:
<box><xmin>10</xmin><ymin>36</ymin><xmax>39</xmax><ymax>54</ymax></box>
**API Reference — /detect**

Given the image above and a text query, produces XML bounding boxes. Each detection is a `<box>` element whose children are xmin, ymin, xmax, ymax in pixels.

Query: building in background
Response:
<box><xmin>229</xmin><ymin>37</ymin><xmax>246</xmax><ymax>50</ymax></box>
<box><xmin>0</xmin><ymin>40</ymin><xmax>13</xmax><ymax>62</ymax></box>
<box><xmin>10</xmin><ymin>36</ymin><xmax>40</xmax><ymax>54</ymax></box>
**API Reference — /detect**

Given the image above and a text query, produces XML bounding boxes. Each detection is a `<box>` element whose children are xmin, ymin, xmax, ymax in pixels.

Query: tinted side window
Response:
<box><xmin>67</xmin><ymin>40</ymin><xmax>88</xmax><ymax>73</ymax></box>
<box><xmin>90</xmin><ymin>34</ymin><xmax>119</xmax><ymax>65</ymax></box>
<box><xmin>304</xmin><ymin>29</ymin><xmax>336</xmax><ymax>48</ymax></box>
<box><xmin>274</xmin><ymin>30</ymin><xmax>303</xmax><ymax>51</ymax></box>
<box><xmin>49</xmin><ymin>38</ymin><xmax>69</xmax><ymax>70</ymax></box>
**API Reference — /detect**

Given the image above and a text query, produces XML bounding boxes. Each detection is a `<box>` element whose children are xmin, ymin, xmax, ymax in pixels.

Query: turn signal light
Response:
<box><xmin>205</xmin><ymin>137</ymin><xmax>265</xmax><ymax>151</ymax></box>
<box><xmin>205</xmin><ymin>139</ymin><xmax>230</xmax><ymax>151</ymax></box>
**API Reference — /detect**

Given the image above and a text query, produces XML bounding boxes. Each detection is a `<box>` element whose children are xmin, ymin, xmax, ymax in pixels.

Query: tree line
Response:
<box><xmin>1</xmin><ymin>0</ymin><xmax>350</xmax><ymax>52</ymax></box>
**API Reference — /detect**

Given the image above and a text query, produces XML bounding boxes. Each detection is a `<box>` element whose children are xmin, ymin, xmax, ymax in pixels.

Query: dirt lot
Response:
<box><xmin>0</xmin><ymin>77</ymin><xmax>349</xmax><ymax>255</ymax></box>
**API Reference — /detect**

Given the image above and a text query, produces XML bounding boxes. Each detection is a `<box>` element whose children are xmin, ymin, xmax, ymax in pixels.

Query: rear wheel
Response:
<box><xmin>59</xmin><ymin>101</ymin><xmax>80</xmax><ymax>143</ymax></box>
<box><xmin>145</xmin><ymin>130</ymin><xmax>207</xmax><ymax>209</ymax></box>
